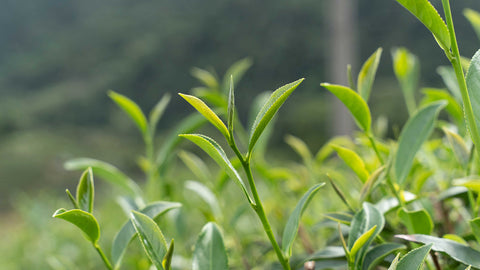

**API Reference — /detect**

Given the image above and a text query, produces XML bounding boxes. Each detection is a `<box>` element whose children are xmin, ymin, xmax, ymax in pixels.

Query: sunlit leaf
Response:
<box><xmin>191</xmin><ymin>67</ymin><xmax>219</xmax><ymax>90</ymax></box>
<box><xmin>350</xmin><ymin>225</ymin><xmax>377</xmax><ymax>262</ymax></box>
<box><xmin>53</xmin><ymin>208</ymin><xmax>100</xmax><ymax>245</ymax></box>
<box><xmin>222</xmin><ymin>58</ymin><xmax>252</xmax><ymax>94</ymax></box>
<box><xmin>357</xmin><ymin>48</ymin><xmax>382</xmax><ymax>102</ymax></box>
<box><xmin>332</xmin><ymin>145</ymin><xmax>369</xmax><ymax>183</ymax></box>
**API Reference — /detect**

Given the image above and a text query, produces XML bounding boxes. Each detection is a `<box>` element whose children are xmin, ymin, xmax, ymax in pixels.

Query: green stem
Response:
<box><xmin>442</xmin><ymin>0</ymin><xmax>480</xmax><ymax>159</ymax></box>
<box><xmin>366</xmin><ymin>133</ymin><xmax>384</xmax><ymax>164</ymax></box>
<box><xmin>94</xmin><ymin>244</ymin><xmax>113</xmax><ymax>270</ymax></box>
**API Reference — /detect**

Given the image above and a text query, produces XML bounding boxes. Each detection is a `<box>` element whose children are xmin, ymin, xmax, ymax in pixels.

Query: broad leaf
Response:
<box><xmin>398</xmin><ymin>208</ymin><xmax>433</xmax><ymax>234</ymax></box>
<box><xmin>131</xmin><ymin>211</ymin><xmax>168</xmax><ymax>270</ymax></box>
<box><xmin>363</xmin><ymin>243</ymin><xmax>406</xmax><ymax>270</ymax></box>
<box><xmin>109</xmin><ymin>91</ymin><xmax>148</xmax><ymax>137</ymax></box>
<box><xmin>396</xmin><ymin>244</ymin><xmax>433</xmax><ymax>270</ymax></box>
<box><xmin>65</xmin><ymin>158</ymin><xmax>141</xmax><ymax>197</ymax></box>
<box><xmin>392</xmin><ymin>47</ymin><xmax>419</xmax><ymax>115</ymax></box>
<box><xmin>76</xmin><ymin>168</ymin><xmax>94</xmax><ymax>213</ymax></box>
<box><xmin>394</xmin><ymin>0</ymin><xmax>451</xmax><ymax>53</ymax></box>
<box><xmin>149</xmin><ymin>94</ymin><xmax>171</xmax><ymax>133</ymax></box>
<box><xmin>185</xmin><ymin>181</ymin><xmax>222</xmax><ymax>221</ymax></box>
<box><xmin>282</xmin><ymin>183</ymin><xmax>325</xmax><ymax>258</ymax></box>
<box><xmin>464</xmin><ymin>8</ymin><xmax>480</xmax><ymax>40</ymax></box>
<box><xmin>322</xmin><ymin>83</ymin><xmax>371</xmax><ymax>132</ymax></box>
<box><xmin>179</xmin><ymin>94</ymin><xmax>230</xmax><ymax>140</ymax></box>
<box><xmin>192</xmin><ymin>222</ymin><xmax>228</xmax><ymax>270</ymax></box>
<box><xmin>394</xmin><ymin>101</ymin><xmax>446</xmax><ymax>185</ymax></box>
<box><xmin>357</xmin><ymin>48</ymin><xmax>382</xmax><ymax>102</ymax></box>
<box><xmin>53</xmin><ymin>208</ymin><xmax>100</xmax><ymax>245</ymax></box>
<box><xmin>332</xmin><ymin>145</ymin><xmax>369</xmax><ymax>183</ymax></box>
<box><xmin>466</xmin><ymin>49</ymin><xmax>480</xmax><ymax>138</ymax></box>
<box><xmin>396</xmin><ymin>234</ymin><xmax>480</xmax><ymax>267</ymax></box>
<box><xmin>180</xmin><ymin>134</ymin><xmax>252</xmax><ymax>204</ymax></box>
<box><xmin>111</xmin><ymin>201</ymin><xmax>181</xmax><ymax>269</ymax></box>
<box><xmin>249</xmin><ymin>78</ymin><xmax>304</xmax><ymax>153</ymax></box>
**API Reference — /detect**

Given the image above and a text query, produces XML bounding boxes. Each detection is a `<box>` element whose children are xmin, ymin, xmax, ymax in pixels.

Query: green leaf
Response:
<box><xmin>179</xmin><ymin>93</ymin><xmax>230</xmax><ymax>140</ymax></box>
<box><xmin>191</xmin><ymin>67</ymin><xmax>219</xmax><ymax>90</ymax></box>
<box><xmin>323</xmin><ymin>212</ymin><xmax>353</xmax><ymax>225</ymax></box>
<box><xmin>348</xmin><ymin>203</ymin><xmax>385</xmax><ymax>268</ymax></box>
<box><xmin>178</xmin><ymin>150</ymin><xmax>212</xmax><ymax>184</ymax></box>
<box><xmin>131</xmin><ymin>210</ymin><xmax>168</xmax><ymax>270</ymax></box>
<box><xmin>422</xmin><ymin>88</ymin><xmax>463</xmax><ymax>127</ymax></box>
<box><xmin>285</xmin><ymin>134</ymin><xmax>313</xmax><ymax>165</ymax></box>
<box><xmin>394</xmin><ymin>101</ymin><xmax>446</xmax><ymax>186</ymax></box>
<box><xmin>308</xmin><ymin>246</ymin><xmax>346</xmax><ymax>260</ymax></box>
<box><xmin>394</xmin><ymin>0</ymin><xmax>451</xmax><ymax>53</ymax></box>
<box><xmin>437</xmin><ymin>66</ymin><xmax>462</xmax><ymax>101</ymax></box>
<box><xmin>350</xmin><ymin>225</ymin><xmax>377</xmax><ymax>262</ymax></box>
<box><xmin>185</xmin><ymin>180</ymin><xmax>222</xmax><ymax>221</ymax></box>
<box><xmin>249</xmin><ymin>78</ymin><xmax>304</xmax><ymax>153</ymax></box>
<box><xmin>392</xmin><ymin>47</ymin><xmax>420</xmax><ymax>115</ymax></box>
<box><xmin>357</xmin><ymin>48</ymin><xmax>382</xmax><ymax>102</ymax></box>
<box><xmin>179</xmin><ymin>134</ymin><xmax>252</xmax><ymax>204</ymax></box>
<box><xmin>332</xmin><ymin>145</ymin><xmax>369</xmax><ymax>183</ymax></box>
<box><xmin>76</xmin><ymin>168</ymin><xmax>94</xmax><ymax>213</ymax></box>
<box><xmin>360</xmin><ymin>166</ymin><xmax>385</xmax><ymax>203</ymax></box>
<box><xmin>321</xmin><ymin>83</ymin><xmax>371</xmax><ymax>132</ymax></box>
<box><xmin>192</xmin><ymin>222</ymin><xmax>228</xmax><ymax>270</ymax></box>
<box><xmin>149</xmin><ymin>94</ymin><xmax>171</xmax><ymax>133</ymax></box>
<box><xmin>64</xmin><ymin>158</ymin><xmax>142</xmax><ymax>198</ymax></box>
<box><xmin>442</xmin><ymin>127</ymin><xmax>470</xmax><ymax>169</ymax></box>
<box><xmin>398</xmin><ymin>208</ymin><xmax>433</xmax><ymax>234</ymax></box>
<box><xmin>282</xmin><ymin>183</ymin><xmax>325</xmax><ymax>258</ymax></box>
<box><xmin>227</xmin><ymin>76</ymin><xmax>234</xmax><ymax>134</ymax></box>
<box><xmin>466</xmin><ymin>49</ymin><xmax>480</xmax><ymax>138</ymax></box>
<box><xmin>396</xmin><ymin>243</ymin><xmax>433</xmax><ymax>270</ymax></box>
<box><xmin>464</xmin><ymin>8</ymin><xmax>480</xmax><ymax>40</ymax></box>
<box><xmin>222</xmin><ymin>58</ymin><xmax>252</xmax><ymax>93</ymax></box>
<box><xmin>108</xmin><ymin>91</ymin><xmax>148</xmax><ymax>137</ymax></box>
<box><xmin>327</xmin><ymin>175</ymin><xmax>354</xmax><ymax>212</ymax></box>
<box><xmin>164</xmin><ymin>239</ymin><xmax>174</xmax><ymax>270</ymax></box>
<box><xmin>469</xmin><ymin>217</ymin><xmax>480</xmax><ymax>243</ymax></box>
<box><xmin>388</xmin><ymin>253</ymin><xmax>401</xmax><ymax>270</ymax></box>
<box><xmin>53</xmin><ymin>208</ymin><xmax>100</xmax><ymax>245</ymax></box>
<box><xmin>363</xmin><ymin>243</ymin><xmax>406</xmax><ymax>270</ymax></box>
<box><xmin>112</xmin><ymin>202</ymin><xmax>180</xmax><ymax>269</ymax></box>
<box><xmin>65</xmin><ymin>189</ymin><xmax>79</xmax><ymax>209</ymax></box>
<box><xmin>396</xmin><ymin>234</ymin><xmax>480</xmax><ymax>267</ymax></box>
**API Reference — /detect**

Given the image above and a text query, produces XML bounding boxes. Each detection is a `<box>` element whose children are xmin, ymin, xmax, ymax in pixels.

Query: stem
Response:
<box><xmin>366</xmin><ymin>133</ymin><xmax>384</xmax><ymax>164</ymax></box>
<box><xmin>94</xmin><ymin>244</ymin><xmax>113</xmax><ymax>270</ymax></box>
<box><xmin>442</xmin><ymin>0</ymin><xmax>480</xmax><ymax>159</ymax></box>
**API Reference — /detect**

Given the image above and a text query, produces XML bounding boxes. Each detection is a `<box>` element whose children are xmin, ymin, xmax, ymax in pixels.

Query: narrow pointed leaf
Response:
<box><xmin>332</xmin><ymin>145</ymin><xmax>369</xmax><ymax>183</ymax></box>
<box><xmin>164</xmin><ymin>239</ymin><xmax>174</xmax><ymax>270</ymax></box>
<box><xmin>178</xmin><ymin>151</ymin><xmax>212</xmax><ymax>183</ymax></box>
<box><xmin>180</xmin><ymin>134</ymin><xmax>252</xmax><ymax>204</ymax></box>
<box><xmin>322</xmin><ymin>83</ymin><xmax>371</xmax><ymax>132</ymax></box>
<box><xmin>227</xmin><ymin>76</ymin><xmax>234</xmax><ymax>133</ymax></box>
<box><xmin>185</xmin><ymin>181</ymin><xmax>222</xmax><ymax>220</ymax></box>
<box><xmin>53</xmin><ymin>208</ymin><xmax>100</xmax><ymax>244</ymax></box>
<box><xmin>222</xmin><ymin>58</ymin><xmax>252</xmax><ymax>93</ymax></box>
<box><xmin>360</xmin><ymin>166</ymin><xmax>385</xmax><ymax>203</ymax></box>
<box><xmin>131</xmin><ymin>210</ymin><xmax>168</xmax><ymax>270</ymax></box>
<box><xmin>469</xmin><ymin>217</ymin><xmax>480</xmax><ymax>244</ymax></box>
<box><xmin>109</xmin><ymin>91</ymin><xmax>148</xmax><ymax>137</ymax></box>
<box><xmin>191</xmin><ymin>67</ymin><xmax>218</xmax><ymax>90</ymax></box>
<box><xmin>179</xmin><ymin>93</ymin><xmax>229</xmax><ymax>140</ymax></box>
<box><xmin>65</xmin><ymin>189</ymin><xmax>79</xmax><ymax>209</ymax></box>
<box><xmin>76</xmin><ymin>168</ymin><xmax>94</xmax><ymax>213</ymax></box>
<box><xmin>396</xmin><ymin>234</ymin><xmax>480</xmax><ymax>267</ymax></box>
<box><xmin>249</xmin><ymin>78</ymin><xmax>304</xmax><ymax>153</ymax></box>
<box><xmin>466</xmin><ymin>49</ymin><xmax>480</xmax><ymax>137</ymax></box>
<box><xmin>192</xmin><ymin>222</ymin><xmax>228</xmax><ymax>270</ymax></box>
<box><xmin>350</xmin><ymin>225</ymin><xmax>377</xmax><ymax>261</ymax></box>
<box><xmin>65</xmin><ymin>158</ymin><xmax>141</xmax><ymax>197</ymax></box>
<box><xmin>394</xmin><ymin>0</ymin><xmax>451</xmax><ymax>52</ymax></box>
<box><xmin>388</xmin><ymin>253</ymin><xmax>401</xmax><ymax>270</ymax></box>
<box><xmin>396</xmin><ymin>243</ymin><xmax>433</xmax><ymax>270</ymax></box>
<box><xmin>149</xmin><ymin>94</ymin><xmax>171</xmax><ymax>133</ymax></box>
<box><xmin>398</xmin><ymin>208</ymin><xmax>433</xmax><ymax>234</ymax></box>
<box><xmin>442</xmin><ymin>127</ymin><xmax>470</xmax><ymax>169</ymax></box>
<box><xmin>357</xmin><ymin>48</ymin><xmax>382</xmax><ymax>101</ymax></box>
<box><xmin>327</xmin><ymin>175</ymin><xmax>354</xmax><ymax>212</ymax></box>
<box><xmin>437</xmin><ymin>66</ymin><xmax>462</xmax><ymax>101</ymax></box>
<box><xmin>392</xmin><ymin>47</ymin><xmax>419</xmax><ymax>115</ymax></box>
<box><xmin>112</xmin><ymin>202</ymin><xmax>181</xmax><ymax>269</ymax></box>
<box><xmin>285</xmin><ymin>134</ymin><xmax>313</xmax><ymax>165</ymax></box>
<box><xmin>464</xmin><ymin>8</ymin><xmax>480</xmax><ymax>40</ymax></box>
<box><xmin>363</xmin><ymin>243</ymin><xmax>406</xmax><ymax>270</ymax></box>
<box><xmin>282</xmin><ymin>183</ymin><xmax>325</xmax><ymax>258</ymax></box>
<box><xmin>323</xmin><ymin>212</ymin><xmax>353</xmax><ymax>225</ymax></box>
<box><xmin>394</xmin><ymin>101</ymin><xmax>446</xmax><ymax>185</ymax></box>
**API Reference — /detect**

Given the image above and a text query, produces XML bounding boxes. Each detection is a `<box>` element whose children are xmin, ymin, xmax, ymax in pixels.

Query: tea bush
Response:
<box><xmin>53</xmin><ymin>1</ymin><xmax>480</xmax><ymax>269</ymax></box>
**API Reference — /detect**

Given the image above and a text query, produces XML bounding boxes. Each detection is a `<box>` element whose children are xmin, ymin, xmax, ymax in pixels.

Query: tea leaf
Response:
<box><xmin>327</xmin><ymin>175</ymin><xmax>354</xmax><ymax>212</ymax></box>
<box><xmin>76</xmin><ymin>168</ymin><xmax>94</xmax><ymax>213</ymax></box>
<box><xmin>249</xmin><ymin>78</ymin><xmax>304</xmax><ymax>153</ymax></box>
<box><xmin>442</xmin><ymin>127</ymin><xmax>470</xmax><ymax>169</ymax></box>
<box><xmin>360</xmin><ymin>166</ymin><xmax>385</xmax><ymax>203</ymax></box>
<box><xmin>332</xmin><ymin>145</ymin><xmax>369</xmax><ymax>183</ymax></box>
<box><xmin>321</xmin><ymin>83</ymin><xmax>371</xmax><ymax>132</ymax></box>
<box><xmin>65</xmin><ymin>189</ymin><xmax>79</xmax><ymax>209</ymax></box>
<box><xmin>392</xmin><ymin>47</ymin><xmax>419</xmax><ymax>114</ymax></box>
<box><xmin>464</xmin><ymin>8</ymin><xmax>480</xmax><ymax>40</ymax></box>
<box><xmin>466</xmin><ymin>49</ymin><xmax>480</xmax><ymax>137</ymax></box>
<box><xmin>396</xmin><ymin>234</ymin><xmax>480</xmax><ymax>267</ymax></box>
<box><xmin>65</xmin><ymin>158</ymin><xmax>142</xmax><ymax>198</ymax></box>
<box><xmin>53</xmin><ymin>208</ymin><xmax>100</xmax><ymax>245</ymax></box>
<box><xmin>191</xmin><ymin>67</ymin><xmax>218</xmax><ymax>90</ymax></box>
<box><xmin>131</xmin><ymin>210</ymin><xmax>168</xmax><ymax>270</ymax></box>
<box><xmin>179</xmin><ymin>94</ymin><xmax>230</xmax><ymax>140</ymax></box>
<box><xmin>308</xmin><ymin>246</ymin><xmax>346</xmax><ymax>260</ymax></box>
<box><xmin>185</xmin><ymin>180</ymin><xmax>222</xmax><ymax>221</ymax></box>
<box><xmin>394</xmin><ymin>101</ymin><xmax>446</xmax><ymax>186</ymax></box>
<box><xmin>108</xmin><ymin>91</ymin><xmax>148</xmax><ymax>137</ymax></box>
<box><xmin>398</xmin><ymin>208</ymin><xmax>433</xmax><ymax>234</ymax></box>
<box><xmin>394</xmin><ymin>0</ymin><xmax>451</xmax><ymax>53</ymax></box>
<box><xmin>437</xmin><ymin>66</ymin><xmax>461</xmax><ymax>101</ymax></box>
<box><xmin>422</xmin><ymin>88</ymin><xmax>463</xmax><ymax>127</ymax></box>
<box><xmin>285</xmin><ymin>134</ymin><xmax>312</xmax><ymax>165</ymax></box>
<box><xmin>282</xmin><ymin>183</ymin><xmax>325</xmax><ymax>258</ymax></box>
<box><xmin>164</xmin><ymin>239</ymin><xmax>174</xmax><ymax>270</ymax></box>
<box><xmin>178</xmin><ymin>151</ymin><xmax>212</xmax><ymax>183</ymax></box>
<box><xmin>363</xmin><ymin>243</ymin><xmax>406</xmax><ymax>270</ymax></box>
<box><xmin>179</xmin><ymin>134</ymin><xmax>252</xmax><ymax>204</ymax></box>
<box><xmin>149</xmin><ymin>94</ymin><xmax>171</xmax><ymax>133</ymax></box>
<box><xmin>387</xmin><ymin>253</ymin><xmax>401</xmax><ymax>270</ymax></box>
<box><xmin>469</xmin><ymin>217</ymin><xmax>480</xmax><ymax>243</ymax></box>
<box><xmin>323</xmin><ymin>212</ymin><xmax>353</xmax><ymax>226</ymax></box>
<box><xmin>222</xmin><ymin>58</ymin><xmax>252</xmax><ymax>94</ymax></box>
<box><xmin>350</xmin><ymin>225</ymin><xmax>377</xmax><ymax>262</ymax></box>
<box><xmin>396</xmin><ymin>243</ymin><xmax>433</xmax><ymax>270</ymax></box>
<box><xmin>112</xmin><ymin>202</ymin><xmax>181</xmax><ymax>269</ymax></box>
<box><xmin>192</xmin><ymin>222</ymin><xmax>228</xmax><ymax>270</ymax></box>
<box><xmin>357</xmin><ymin>48</ymin><xmax>382</xmax><ymax>102</ymax></box>
<box><xmin>227</xmin><ymin>76</ymin><xmax>234</xmax><ymax>134</ymax></box>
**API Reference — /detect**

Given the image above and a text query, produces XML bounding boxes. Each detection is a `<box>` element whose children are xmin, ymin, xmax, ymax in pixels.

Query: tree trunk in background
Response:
<box><xmin>327</xmin><ymin>0</ymin><xmax>357</xmax><ymax>135</ymax></box>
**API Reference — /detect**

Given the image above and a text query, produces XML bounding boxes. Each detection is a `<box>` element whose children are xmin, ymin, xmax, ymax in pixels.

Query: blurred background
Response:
<box><xmin>1</xmin><ymin>0</ymin><xmax>480</xmax><ymax>268</ymax></box>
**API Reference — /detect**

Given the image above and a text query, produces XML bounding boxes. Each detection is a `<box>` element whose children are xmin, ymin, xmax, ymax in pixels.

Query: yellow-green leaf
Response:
<box><xmin>332</xmin><ymin>145</ymin><xmax>369</xmax><ymax>183</ymax></box>
<box><xmin>109</xmin><ymin>91</ymin><xmax>148</xmax><ymax>137</ymax></box>
<box><xmin>357</xmin><ymin>48</ymin><xmax>382</xmax><ymax>102</ymax></box>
